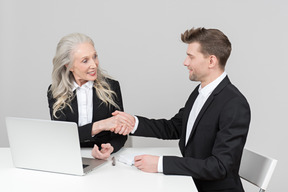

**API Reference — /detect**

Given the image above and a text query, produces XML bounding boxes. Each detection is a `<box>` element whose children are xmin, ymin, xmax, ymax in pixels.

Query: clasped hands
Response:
<box><xmin>91</xmin><ymin>110</ymin><xmax>135</xmax><ymax>136</ymax></box>
<box><xmin>110</xmin><ymin>110</ymin><xmax>135</xmax><ymax>135</ymax></box>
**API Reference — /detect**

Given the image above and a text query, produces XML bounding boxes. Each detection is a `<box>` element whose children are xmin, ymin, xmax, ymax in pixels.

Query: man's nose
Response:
<box><xmin>183</xmin><ymin>56</ymin><xmax>189</xmax><ymax>66</ymax></box>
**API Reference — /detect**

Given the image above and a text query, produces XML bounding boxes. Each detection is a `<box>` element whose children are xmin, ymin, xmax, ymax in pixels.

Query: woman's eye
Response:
<box><xmin>82</xmin><ymin>59</ymin><xmax>87</xmax><ymax>63</ymax></box>
<box><xmin>93</xmin><ymin>54</ymin><xmax>98</xmax><ymax>59</ymax></box>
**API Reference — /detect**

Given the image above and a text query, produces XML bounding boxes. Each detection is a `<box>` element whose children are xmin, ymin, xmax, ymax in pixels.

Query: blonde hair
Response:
<box><xmin>50</xmin><ymin>33</ymin><xmax>119</xmax><ymax>118</ymax></box>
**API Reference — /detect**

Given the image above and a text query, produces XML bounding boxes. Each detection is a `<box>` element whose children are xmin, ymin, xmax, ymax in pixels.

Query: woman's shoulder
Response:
<box><xmin>47</xmin><ymin>84</ymin><xmax>59</xmax><ymax>103</ymax></box>
<box><xmin>47</xmin><ymin>84</ymin><xmax>52</xmax><ymax>97</ymax></box>
<box><xmin>105</xmin><ymin>78</ymin><xmax>120</xmax><ymax>87</ymax></box>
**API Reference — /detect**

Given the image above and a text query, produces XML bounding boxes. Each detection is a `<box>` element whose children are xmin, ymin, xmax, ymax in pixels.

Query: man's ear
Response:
<box><xmin>208</xmin><ymin>55</ymin><xmax>218</xmax><ymax>69</ymax></box>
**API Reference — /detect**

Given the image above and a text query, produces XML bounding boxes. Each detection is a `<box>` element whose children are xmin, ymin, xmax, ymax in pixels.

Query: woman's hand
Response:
<box><xmin>91</xmin><ymin>111</ymin><xmax>135</xmax><ymax>136</ymax></box>
<box><xmin>111</xmin><ymin>111</ymin><xmax>136</xmax><ymax>135</ymax></box>
<box><xmin>91</xmin><ymin>143</ymin><xmax>114</xmax><ymax>160</ymax></box>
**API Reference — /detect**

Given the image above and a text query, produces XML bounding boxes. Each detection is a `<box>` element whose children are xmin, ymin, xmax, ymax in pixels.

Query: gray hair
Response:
<box><xmin>50</xmin><ymin>33</ymin><xmax>119</xmax><ymax>118</ymax></box>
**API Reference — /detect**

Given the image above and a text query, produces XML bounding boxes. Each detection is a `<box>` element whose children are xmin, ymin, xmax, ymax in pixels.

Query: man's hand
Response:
<box><xmin>134</xmin><ymin>155</ymin><xmax>159</xmax><ymax>173</ymax></box>
<box><xmin>111</xmin><ymin>111</ymin><xmax>136</xmax><ymax>135</ymax></box>
<box><xmin>91</xmin><ymin>143</ymin><xmax>114</xmax><ymax>160</ymax></box>
<box><xmin>92</xmin><ymin>112</ymin><xmax>135</xmax><ymax>135</ymax></box>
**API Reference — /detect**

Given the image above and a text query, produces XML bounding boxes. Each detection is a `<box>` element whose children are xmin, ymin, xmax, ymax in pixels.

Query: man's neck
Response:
<box><xmin>200</xmin><ymin>70</ymin><xmax>225</xmax><ymax>88</ymax></box>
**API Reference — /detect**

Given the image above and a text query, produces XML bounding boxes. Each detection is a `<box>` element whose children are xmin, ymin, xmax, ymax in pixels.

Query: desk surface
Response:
<box><xmin>0</xmin><ymin>147</ymin><xmax>197</xmax><ymax>192</ymax></box>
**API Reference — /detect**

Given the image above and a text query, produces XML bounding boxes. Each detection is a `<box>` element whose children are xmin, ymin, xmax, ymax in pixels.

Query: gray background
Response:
<box><xmin>0</xmin><ymin>0</ymin><xmax>286</xmax><ymax>191</ymax></box>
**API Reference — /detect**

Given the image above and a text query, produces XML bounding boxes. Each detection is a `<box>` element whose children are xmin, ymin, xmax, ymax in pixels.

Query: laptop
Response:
<box><xmin>6</xmin><ymin>117</ymin><xmax>107</xmax><ymax>176</ymax></box>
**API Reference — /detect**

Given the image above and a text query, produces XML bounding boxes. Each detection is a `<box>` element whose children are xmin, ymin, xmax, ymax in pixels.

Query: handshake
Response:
<box><xmin>92</xmin><ymin>111</ymin><xmax>136</xmax><ymax>136</ymax></box>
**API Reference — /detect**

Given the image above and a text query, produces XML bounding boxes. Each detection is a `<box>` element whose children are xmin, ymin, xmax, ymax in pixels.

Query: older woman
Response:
<box><xmin>47</xmin><ymin>33</ymin><xmax>133</xmax><ymax>160</ymax></box>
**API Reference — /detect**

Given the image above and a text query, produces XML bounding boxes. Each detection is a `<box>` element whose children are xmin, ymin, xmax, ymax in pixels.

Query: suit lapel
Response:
<box><xmin>92</xmin><ymin>87</ymin><xmax>111</xmax><ymax>122</ymax></box>
<box><xmin>179</xmin><ymin>85</ymin><xmax>200</xmax><ymax>152</ymax></box>
<box><xmin>185</xmin><ymin>76</ymin><xmax>231</xmax><ymax>146</ymax></box>
<box><xmin>70</xmin><ymin>90</ymin><xmax>79</xmax><ymax>123</ymax></box>
<box><xmin>92</xmin><ymin>87</ymin><xmax>101</xmax><ymax>122</ymax></box>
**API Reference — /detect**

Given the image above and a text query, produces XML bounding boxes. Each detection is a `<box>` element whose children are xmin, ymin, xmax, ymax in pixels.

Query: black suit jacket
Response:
<box><xmin>134</xmin><ymin>76</ymin><xmax>250</xmax><ymax>192</ymax></box>
<box><xmin>47</xmin><ymin>78</ymin><xmax>127</xmax><ymax>153</ymax></box>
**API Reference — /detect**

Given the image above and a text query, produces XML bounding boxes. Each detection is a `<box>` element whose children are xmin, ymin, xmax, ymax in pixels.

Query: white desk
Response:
<box><xmin>0</xmin><ymin>147</ymin><xmax>197</xmax><ymax>192</ymax></box>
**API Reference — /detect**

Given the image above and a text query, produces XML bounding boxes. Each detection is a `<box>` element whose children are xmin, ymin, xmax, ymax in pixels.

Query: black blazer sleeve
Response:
<box><xmin>47</xmin><ymin>79</ymin><xmax>127</xmax><ymax>153</ymax></box>
<box><xmin>163</xmin><ymin>96</ymin><xmax>250</xmax><ymax>178</ymax></box>
<box><xmin>135</xmin><ymin>107</ymin><xmax>185</xmax><ymax>140</ymax></box>
<box><xmin>108</xmin><ymin>79</ymin><xmax>127</xmax><ymax>153</ymax></box>
<box><xmin>132</xmin><ymin>77</ymin><xmax>250</xmax><ymax>184</ymax></box>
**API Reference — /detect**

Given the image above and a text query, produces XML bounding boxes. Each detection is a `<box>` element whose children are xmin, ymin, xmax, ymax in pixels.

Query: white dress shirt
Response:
<box><xmin>185</xmin><ymin>71</ymin><xmax>227</xmax><ymax>145</ymax></box>
<box><xmin>132</xmin><ymin>72</ymin><xmax>227</xmax><ymax>173</ymax></box>
<box><xmin>72</xmin><ymin>81</ymin><xmax>94</xmax><ymax>126</ymax></box>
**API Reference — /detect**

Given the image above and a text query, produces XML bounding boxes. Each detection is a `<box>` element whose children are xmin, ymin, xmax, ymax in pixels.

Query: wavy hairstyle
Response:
<box><xmin>50</xmin><ymin>33</ymin><xmax>119</xmax><ymax>118</ymax></box>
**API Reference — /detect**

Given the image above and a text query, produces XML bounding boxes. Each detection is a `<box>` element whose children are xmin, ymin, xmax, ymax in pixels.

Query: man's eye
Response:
<box><xmin>93</xmin><ymin>54</ymin><xmax>98</xmax><ymax>59</ymax></box>
<box><xmin>82</xmin><ymin>59</ymin><xmax>87</xmax><ymax>63</ymax></box>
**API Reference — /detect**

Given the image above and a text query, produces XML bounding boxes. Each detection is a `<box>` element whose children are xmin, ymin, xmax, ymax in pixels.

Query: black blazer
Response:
<box><xmin>47</xmin><ymin>78</ymin><xmax>127</xmax><ymax>153</ymax></box>
<box><xmin>134</xmin><ymin>76</ymin><xmax>250</xmax><ymax>192</ymax></box>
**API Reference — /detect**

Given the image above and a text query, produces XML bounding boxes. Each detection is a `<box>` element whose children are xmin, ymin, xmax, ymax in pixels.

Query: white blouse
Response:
<box><xmin>72</xmin><ymin>81</ymin><xmax>94</xmax><ymax>126</ymax></box>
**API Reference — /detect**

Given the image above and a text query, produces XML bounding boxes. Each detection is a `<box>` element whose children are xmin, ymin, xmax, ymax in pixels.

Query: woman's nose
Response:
<box><xmin>90</xmin><ymin>60</ymin><xmax>98</xmax><ymax>68</ymax></box>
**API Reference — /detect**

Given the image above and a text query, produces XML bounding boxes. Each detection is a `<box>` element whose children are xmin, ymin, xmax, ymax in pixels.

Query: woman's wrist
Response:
<box><xmin>92</xmin><ymin>120</ymin><xmax>104</xmax><ymax>136</ymax></box>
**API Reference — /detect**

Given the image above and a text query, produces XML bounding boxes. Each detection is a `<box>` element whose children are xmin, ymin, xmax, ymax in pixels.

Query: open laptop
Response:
<box><xmin>6</xmin><ymin>117</ymin><xmax>107</xmax><ymax>176</ymax></box>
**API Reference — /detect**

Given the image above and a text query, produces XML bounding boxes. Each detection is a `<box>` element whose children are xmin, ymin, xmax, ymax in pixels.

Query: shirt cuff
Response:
<box><xmin>131</xmin><ymin>116</ymin><xmax>139</xmax><ymax>134</ymax></box>
<box><xmin>157</xmin><ymin>156</ymin><xmax>163</xmax><ymax>173</ymax></box>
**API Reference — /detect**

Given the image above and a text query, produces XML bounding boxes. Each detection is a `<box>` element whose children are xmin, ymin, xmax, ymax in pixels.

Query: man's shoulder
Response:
<box><xmin>217</xmin><ymin>82</ymin><xmax>250</xmax><ymax>109</ymax></box>
<box><xmin>226</xmin><ymin>82</ymin><xmax>247</xmax><ymax>98</ymax></box>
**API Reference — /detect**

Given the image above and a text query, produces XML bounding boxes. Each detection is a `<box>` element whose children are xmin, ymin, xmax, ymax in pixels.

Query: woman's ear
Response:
<box><xmin>65</xmin><ymin>64</ymin><xmax>73</xmax><ymax>71</ymax></box>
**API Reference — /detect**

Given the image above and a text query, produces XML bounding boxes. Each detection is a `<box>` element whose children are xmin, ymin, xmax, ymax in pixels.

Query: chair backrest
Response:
<box><xmin>239</xmin><ymin>148</ymin><xmax>277</xmax><ymax>192</ymax></box>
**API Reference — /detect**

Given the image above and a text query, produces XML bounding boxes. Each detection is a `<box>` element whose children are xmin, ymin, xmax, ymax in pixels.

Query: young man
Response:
<box><xmin>113</xmin><ymin>27</ymin><xmax>250</xmax><ymax>192</ymax></box>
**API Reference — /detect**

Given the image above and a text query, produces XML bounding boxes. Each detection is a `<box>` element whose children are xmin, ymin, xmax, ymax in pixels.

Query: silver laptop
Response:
<box><xmin>6</xmin><ymin>117</ymin><xmax>107</xmax><ymax>176</ymax></box>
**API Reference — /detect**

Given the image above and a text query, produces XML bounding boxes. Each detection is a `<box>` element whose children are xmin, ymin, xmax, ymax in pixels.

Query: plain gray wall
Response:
<box><xmin>0</xmin><ymin>0</ymin><xmax>286</xmax><ymax>191</ymax></box>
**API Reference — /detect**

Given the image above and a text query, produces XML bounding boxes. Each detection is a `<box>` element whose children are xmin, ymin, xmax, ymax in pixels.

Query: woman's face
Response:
<box><xmin>69</xmin><ymin>43</ymin><xmax>99</xmax><ymax>86</ymax></box>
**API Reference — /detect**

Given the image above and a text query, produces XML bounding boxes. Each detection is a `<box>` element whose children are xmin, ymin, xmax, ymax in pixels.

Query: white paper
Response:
<box><xmin>118</xmin><ymin>153</ymin><xmax>143</xmax><ymax>166</ymax></box>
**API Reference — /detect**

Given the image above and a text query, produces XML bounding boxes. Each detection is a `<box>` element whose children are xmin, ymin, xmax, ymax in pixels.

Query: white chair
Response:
<box><xmin>239</xmin><ymin>148</ymin><xmax>277</xmax><ymax>192</ymax></box>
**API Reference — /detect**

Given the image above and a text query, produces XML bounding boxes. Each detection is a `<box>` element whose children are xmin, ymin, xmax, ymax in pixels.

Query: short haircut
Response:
<box><xmin>181</xmin><ymin>27</ymin><xmax>232</xmax><ymax>68</ymax></box>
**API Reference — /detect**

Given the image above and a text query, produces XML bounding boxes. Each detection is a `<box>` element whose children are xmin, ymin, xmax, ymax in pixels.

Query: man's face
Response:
<box><xmin>183</xmin><ymin>42</ymin><xmax>210</xmax><ymax>83</ymax></box>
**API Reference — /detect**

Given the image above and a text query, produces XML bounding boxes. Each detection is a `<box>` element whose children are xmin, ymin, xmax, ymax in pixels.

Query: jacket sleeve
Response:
<box><xmin>163</xmin><ymin>96</ymin><xmax>250</xmax><ymax>180</ymax></box>
<box><xmin>133</xmin><ymin>107</ymin><xmax>185</xmax><ymax>140</ymax></box>
<box><xmin>107</xmin><ymin>79</ymin><xmax>127</xmax><ymax>153</ymax></box>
